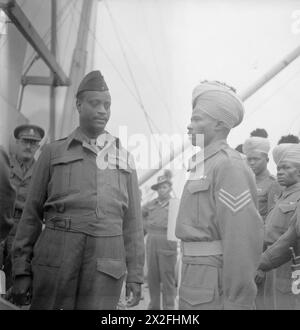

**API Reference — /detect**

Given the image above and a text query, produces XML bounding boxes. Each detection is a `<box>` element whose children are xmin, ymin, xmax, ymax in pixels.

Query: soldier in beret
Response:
<box><xmin>142</xmin><ymin>170</ymin><xmax>177</xmax><ymax>310</ymax></box>
<box><xmin>2</xmin><ymin>124</ymin><xmax>44</xmax><ymax>292</ymax></box>
<box><xmin>11</xmin><ymin>70</ymin><xmax>145</xmax><ymax>309</ymax></box>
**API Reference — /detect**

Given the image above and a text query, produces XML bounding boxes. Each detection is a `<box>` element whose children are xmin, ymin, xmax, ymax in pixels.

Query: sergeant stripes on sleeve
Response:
<box><xmin>218</xmin><ymin>189</ymin><xmax>252</xmax><ymax>213</ymax></box>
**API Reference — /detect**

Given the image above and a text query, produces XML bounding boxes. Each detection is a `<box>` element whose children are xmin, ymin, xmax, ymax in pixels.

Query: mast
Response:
<box><xmin>59</xmin><ymin>0</ymin><xmax>96</xmax><ymax>138</ymax></box>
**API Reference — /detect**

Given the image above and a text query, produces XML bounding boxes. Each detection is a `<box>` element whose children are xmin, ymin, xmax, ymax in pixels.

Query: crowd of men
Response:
<box><xmin>0</xmin><ymin>70</ymin><xmax>300</xmax><ymax>310</ymax></box>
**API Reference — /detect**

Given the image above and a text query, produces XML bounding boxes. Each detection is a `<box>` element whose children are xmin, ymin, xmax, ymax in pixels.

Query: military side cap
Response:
<box><xmin>14</xmin><ymin>124</ymin><xmax>45</xmax><ymax>141</ymax></box>
<box><xmin>151</xmin><ymin>170</ymin><xmax>173</xmax><ymax>191</ymax></box>
<box><xmin>76</xmin><ymin>70</ymin><xmax>109</xmax><ymax>97</ymax></box>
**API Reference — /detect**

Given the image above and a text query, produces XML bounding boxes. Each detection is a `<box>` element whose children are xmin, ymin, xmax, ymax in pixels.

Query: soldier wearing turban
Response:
<box><xmin>255</xmin><ymin>143</ymin><xmax>300</xmax><ymax>309</ymax></box>
<box><xmin>11</xmin><ymin>71</ymin><xmax>145</xmax><ymax>309</ymax></box>
<box><xmin>243</xmin><ymin>136</ymin><xmax>282</xmax><ymax>310</ymax></box>
<box><xmin>243</xmin><ymin>136</ymin><xmax>281</xmax><ymax>222</ymax></box>
<box><xmin>175</xmin><ymin>80</ymin><xmax>263</xmax><ymax>309</ymax></box>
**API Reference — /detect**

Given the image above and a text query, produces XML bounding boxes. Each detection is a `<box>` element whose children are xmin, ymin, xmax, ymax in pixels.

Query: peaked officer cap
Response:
<box><xmin>14</xmin><ymin>124</ymin><xmax>45</xmax><ymax>141</ymax></box>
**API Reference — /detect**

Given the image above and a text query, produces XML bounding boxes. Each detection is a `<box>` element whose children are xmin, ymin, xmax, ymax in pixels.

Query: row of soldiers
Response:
<box><xmin>0</xmin><ymin>71</ymin><xmax>300</xmax><ymax>309</ymax></box>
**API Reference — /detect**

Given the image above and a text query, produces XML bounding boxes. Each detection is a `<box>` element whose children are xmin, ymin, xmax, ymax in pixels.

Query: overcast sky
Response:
<box><xmin>95</xmin><ymin>0</ymin><xmax>300</xmax><ymax>174</ymax></box>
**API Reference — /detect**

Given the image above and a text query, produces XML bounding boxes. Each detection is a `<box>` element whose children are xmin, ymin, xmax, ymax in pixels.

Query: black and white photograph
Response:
<box><xmin>1</xmin><ymin>0</ymin><xmax>300</xmax><ymax>314</ymax></box>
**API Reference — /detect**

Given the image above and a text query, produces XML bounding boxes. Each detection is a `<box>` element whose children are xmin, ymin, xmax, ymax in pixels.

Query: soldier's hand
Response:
<box><xmin>125</xmin><ymin>282</ymin><xmax>141</xmax><ymax>308</ymax></box>
<box><xmin>254</xmin><ymin>269</ymin><xmax>266</xmax><ymax>286</ymax></box>
<box><xmin>12</xmin><ymin>275</ymin><xmax>32</xmax><ymax>306</ymax></box>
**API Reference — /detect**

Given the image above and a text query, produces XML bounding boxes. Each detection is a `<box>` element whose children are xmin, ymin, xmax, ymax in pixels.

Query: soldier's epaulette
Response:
<box><xmin>222</xmin><ymin>147</ymin><xmax>241</xmax><ymax>159</ymax></box>
<box><xmin>45</xmin><ymin>137</ymin><xmax>68</xmax><ymax>151</ymax></box>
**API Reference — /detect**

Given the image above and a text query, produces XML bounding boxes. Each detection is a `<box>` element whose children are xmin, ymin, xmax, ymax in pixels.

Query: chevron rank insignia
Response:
<box><xmin>218</xmin><ymin>189</ymin><xmax>251</xmax><ymax>213</ymax></box>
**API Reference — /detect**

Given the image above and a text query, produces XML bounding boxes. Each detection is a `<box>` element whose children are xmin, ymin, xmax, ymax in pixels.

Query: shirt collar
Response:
<box><xmin>282</xmin><ymin>182</ymin><xmax>300</xmax><ymax>198</ymax></box>
<box><xmin>188</xmin><ymin>139</ymin><xmax>228</xmax><ymax>171</ymax></box>
<box><xmin>155</xmin><ymin>196</ymin><xmax>171</xmax><ymax>207</ymax></box>
<box><xmin>67</xmin><ymin>127</ymin><xmax>118</xmax><ymax>149</ymax></box>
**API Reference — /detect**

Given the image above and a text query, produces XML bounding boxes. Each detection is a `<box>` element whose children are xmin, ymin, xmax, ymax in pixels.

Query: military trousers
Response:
<box><xmin>30</xmin><ymin>227</ymin><xmax>126</xmax><ymax>310</ymax></box>
<box><xmin>146</xmin><ymin>233</ymin><xmax>177</xmax><ymax>310</ymax></box>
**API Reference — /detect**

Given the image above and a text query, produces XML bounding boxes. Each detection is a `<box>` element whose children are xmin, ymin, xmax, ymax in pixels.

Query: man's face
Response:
<box><xmin>157</xmin><ymin>183</ymin><xmax>171</xmax><ymax>199</ymax></box>
<box><xmin>77</xmin><ymin>91</ymin><xmax>111</xmax><ymax>135</ymax></box>
<box><xmin>246</xmin><ymin>151</ymin><xmax>268</xmax><ymax>176</ymax></box>
<box><xmin>277</xmin><ymin>161</ymin><xmax>300</xmax><ymax>187</ymax></box>
<box><xmin>187</xmin><ymin>110</ymin><xmax>217</xmax><ymax>147</ymax></box>
<box><xmin>16</xmin><ymin>138</ymin><xmax>39</xmax><ymax>161</ymax></box>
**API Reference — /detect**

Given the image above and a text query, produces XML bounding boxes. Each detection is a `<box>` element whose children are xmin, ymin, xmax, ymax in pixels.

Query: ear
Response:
<box><xmin>215</xmin><ymin>120</ymin><xmax>225</xmax><ymax>129</ymax></box>
<box><xmin>76</xmin><ymin>98</ymin><xmax>81</xmax><ymax>113</ymax></box>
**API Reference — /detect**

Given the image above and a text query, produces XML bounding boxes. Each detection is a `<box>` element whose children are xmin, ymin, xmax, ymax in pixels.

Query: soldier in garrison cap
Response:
<box><xmin>11</xmin><ymin>70</ymin><xmax>144</xmax><ymax>310</ymax></box>
<box><xmin>175</xmin><ymin>80</ymin><xmax>264</xmax><ymax>310</ymax></box>
<box><xmin>142</xmin><ymin>170</ymin><xmax>177</xmax><ymax>310</ymax></box>
<box><xmin>2</xmin><ymin>124</ymin><xmax>44</xmax><ymax>293</ymax></box>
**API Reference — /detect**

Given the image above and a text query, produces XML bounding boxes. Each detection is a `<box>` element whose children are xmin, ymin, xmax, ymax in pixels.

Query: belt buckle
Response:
<box><xmin>52</xmin><ymin>217</ymin><xmax>71</xmax><ymax>230</ymax></box>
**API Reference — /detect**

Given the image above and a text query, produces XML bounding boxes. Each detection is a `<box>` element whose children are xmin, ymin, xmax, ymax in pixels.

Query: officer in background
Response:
<box><xmin>3</xmin><ymin>125</ymin><xmax>44</xmax><ymax>290</ymax></box>
<box><xmin>11</xmin><ymin>70</ymin><xmax>145</xmax><ymax>309</ymax></box>
<box><xmin>142</xmin><ymin>170</ymin><xmax>177</xmax><ymax>310</ymax></box>
<box><xmin>255</xmin><ymin>143</ymin><xmax>300</xmax><ymax>309</ymax></box>
<box><xmin>175</xmin><ymin>80</ymin><xmax>263</xmax><ymax>310</ymax></box>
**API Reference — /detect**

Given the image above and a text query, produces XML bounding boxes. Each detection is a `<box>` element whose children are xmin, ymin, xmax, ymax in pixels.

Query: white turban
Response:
<box><xmin>243</xmin><ymin>137</ymin><xmax>270</xmax><ymax>155</ymax></box>
<box><xmin>272</xmin><ymin>143</ymin><xmax>300</xmax><ymax>165</ymax></box>
<box><xmin>192</xmin><ymin>81</ymin><xmax>244</xmax><ymax>129</ymax></box>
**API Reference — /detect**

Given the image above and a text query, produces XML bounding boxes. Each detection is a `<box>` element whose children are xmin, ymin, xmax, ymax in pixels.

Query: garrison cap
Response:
<box><xmin>76</xmin><ymin>70</ymin><xmax>109</xmax><ymax>97</ymax></box>
<box><xmin>14</xmin><ymin>124</ymin><xmax>45</xmax><ymax>141</ymax></box>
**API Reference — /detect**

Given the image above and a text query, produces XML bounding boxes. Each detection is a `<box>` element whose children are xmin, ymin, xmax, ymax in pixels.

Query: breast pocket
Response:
<box><xmin>50</xmin><ymin>154</ymin><xmax>83</xmax><ymax>198</ymax></box>
<box><xmin>185</xmin><ymin>178</ymin><xmax>211</xmax><ymax>226</ymax></box>
<box><xmin>275</xmin><ymin>202</ymin><xmax>297</xmax><ymax>233</ymax></box>
<box><xmin>103</xmin><ymin>167</ymin><xmax>131</xmax><ymax>197</ymax></box>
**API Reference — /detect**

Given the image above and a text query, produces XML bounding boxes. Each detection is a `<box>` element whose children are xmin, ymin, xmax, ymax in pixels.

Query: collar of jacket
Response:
<box><xmin>10</xmin><ymin>155</ymin><xmax>35</xmax><ymax>179</ymax></box>
<box><xmin>188</xmin><ymin>139</ymin><xmax>228</xmax><ymax>171</ymax></box>
<box><xmin>154</xmin><ymin>196</ymin><xmax>171</xmax><ymax>208</ymax></box>
<box><xmin>64</xmin><ymin>127</ymin><xmax>134</xmax><ymax>171</ymax></box>
<box><xmin>65</xmin><ymin>127</ymin><xmax>121</xmax><ymax>150</ymax></box>
<box><xmin>281</xmin><ymin>182</ymin><xmax>300</xmax><ymax>199</ymax></box>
